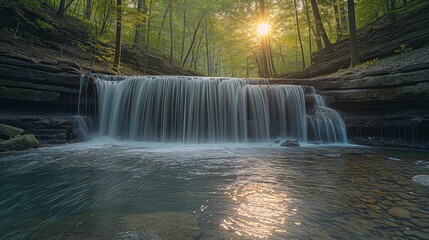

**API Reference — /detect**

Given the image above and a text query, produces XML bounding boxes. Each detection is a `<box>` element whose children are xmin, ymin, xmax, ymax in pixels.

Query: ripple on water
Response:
<box><xmin>0</xmin><ymin>141</ymin><xmax>428</xmax><ymax>239</ymax></box>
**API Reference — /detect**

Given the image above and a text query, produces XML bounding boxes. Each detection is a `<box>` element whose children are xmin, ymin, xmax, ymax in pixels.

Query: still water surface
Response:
<box><xmin>0</xmin><ymin>140</ymin><xmax>428</xmax><ymax>239</ymax></box>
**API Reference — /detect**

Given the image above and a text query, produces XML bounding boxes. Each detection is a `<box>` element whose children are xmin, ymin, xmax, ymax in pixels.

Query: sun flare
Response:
<box><xmin>256</xmin><ymin>23</ymin><xmax>271</xmax><ymax>36</ymax></box>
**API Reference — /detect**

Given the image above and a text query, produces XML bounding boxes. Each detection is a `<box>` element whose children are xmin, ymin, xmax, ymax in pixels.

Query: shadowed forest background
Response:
<box><xmin>1</xmin><ymin>0</ymin><xmax>427</xmax><ymax>77</ymax></box>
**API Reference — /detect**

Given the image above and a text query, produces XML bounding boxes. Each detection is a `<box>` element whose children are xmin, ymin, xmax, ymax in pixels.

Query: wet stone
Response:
<box><xmin>412</xmin><ymin>175</ymin><xmax>429</xmax><ymax>187</ymax></box>
<box><xmin>396</xmin><ymin>192</ymin><xmax>416</xmax><ymax>200</ymax></box>
<box><xmin>370</xmin><ymin>189</ymin><xmax>384</xmax><ymax>195</ymax></box>
<box><xmin>388</xmin><ymin>207</ymin><xmax>412</xmax><ymax>219</ymax></box>
<box><xmin>411</xmin><ymin>219</ymin><xmax>429</xmax><ymax>228</ymax></box>
<box><xmin>280</xmin><ymin>139</ymin><xmax>300</xmax><ymax>148</ymax></box>
<box><xmin>383</xmin><ymin>220</ymin><xmax>399</xmax><ymax>228</ymax></box>
<box><xmin>404</xmin><ymin>231</ymin><xmax>429</xmax><ymax>240</ymax></box>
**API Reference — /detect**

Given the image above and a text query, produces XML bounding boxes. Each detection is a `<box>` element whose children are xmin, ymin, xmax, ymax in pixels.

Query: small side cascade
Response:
<box><xmin>306</xmin><ymin>88</ymin><xmax>348</xmax><ymax>144</ymax></box>
<box><xmin>93</xmin><ymin>75</ymin><xmax>347</xmax><ymax>144</ymax></box>
<box><xmin>75</xmin><ymin>75</ymin><xmax>93</xmax><ymax>141</ymax></box>
<box><xmin>72</xmin><ymin>115</ymin><xmax>90</xmax><ymax>141</ymax></box>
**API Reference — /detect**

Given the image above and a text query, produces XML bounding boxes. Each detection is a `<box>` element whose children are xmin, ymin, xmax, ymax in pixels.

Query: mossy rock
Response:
<box><xmin>0</xmin><ymin>123</ymin><xmax>24</xmax><ymax>139</ymax></box>
<box><xmin>0</xmin><ymin>134</ymin><xmax>39</xmax><ymax>152</ymax></box>
<box><xmin>121</xmin><ymin>212</ymin><xmax>200</xmax><ymax>240</ymax></box>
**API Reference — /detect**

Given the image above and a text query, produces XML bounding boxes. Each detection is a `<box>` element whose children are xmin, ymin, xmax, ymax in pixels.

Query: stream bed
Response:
<box><xmin>0</xmin><ymin>140</ymin><xmax>428</xmax><ymax>239</ymax></box>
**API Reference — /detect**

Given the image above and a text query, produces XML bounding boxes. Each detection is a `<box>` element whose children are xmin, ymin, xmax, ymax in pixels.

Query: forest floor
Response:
<box><xmin>0</xmin><ymin>36</ymin><xmax>196</xmax><ymax>76</ymax></box>
<box><xmin>330</xmin><ymin>46</ymin><xmax>429</xmax><ymax>77</ymax></box>
<box><xmin>0</xmin><ymin>2</ymin><xmax>197</xmax><ymax>76</ymax></box>
<box><xmin>1</xmin><ymin>28</ymin><xmax>428</xmax><ymax>79</ymax></box>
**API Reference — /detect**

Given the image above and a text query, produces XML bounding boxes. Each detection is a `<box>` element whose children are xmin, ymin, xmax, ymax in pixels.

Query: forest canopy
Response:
<box><xmin>6</xmin><ymin>0</ymin><xmax>423</xmax><ymax>77</ymax></box>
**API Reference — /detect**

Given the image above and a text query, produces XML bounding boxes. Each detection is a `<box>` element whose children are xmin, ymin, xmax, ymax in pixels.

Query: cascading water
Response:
<box><xmin>307</xmin><ymin>88</ymin><xmax>348</xmax><ymax>144</ymax></box>
<box><xmin>94</xmin><ymin>75</ymin><xmax>347</xmax><ymax>144</ymax></box>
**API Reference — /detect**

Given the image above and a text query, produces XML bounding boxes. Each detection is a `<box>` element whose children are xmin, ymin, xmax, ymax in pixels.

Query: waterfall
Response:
<box><xmin>307</xmin><ymin>89</ymin><xmax>348</xmax><ymax>144</ymax></box>
<box><xmin>94</xmin><ymin>75</ymin><xmax>347</xmax><ymax>144</ymax></box>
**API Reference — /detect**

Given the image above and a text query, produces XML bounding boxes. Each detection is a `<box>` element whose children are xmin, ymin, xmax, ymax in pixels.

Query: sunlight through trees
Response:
<box><xmin>35</xmin><ymin>0</ymin><xmax>423</xmax><ymax>77</ymax></box>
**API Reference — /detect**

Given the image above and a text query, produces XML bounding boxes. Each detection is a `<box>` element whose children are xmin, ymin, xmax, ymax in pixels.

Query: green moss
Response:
<box><xmin>35</xmin><ymin>18</ymin><xmax>56</xmax><ymax>32</ymax></box>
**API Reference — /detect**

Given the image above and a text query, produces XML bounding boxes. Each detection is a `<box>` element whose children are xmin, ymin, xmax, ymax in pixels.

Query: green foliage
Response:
<box><xmin>395</xmin><ymin>43</ymin><xmax>413</xmax><ymax>54</ymax></box>
<box><xmin>92</xmin><ymin>36</ymin><xmax>115</xmax><ymax>63</ymax></box>
<box><xmin>361</xmin><ymin>58</ymin><xmax>379</xmax><ymax>69</ymax></box>
<box><xmin>7</xmin><ymin>0</ymin><xmax>426</xmax><ymax>76</ymax></box>
<box><xmin>35</xmin><ymin>19</ymin><xmax>56</xmax><ymax>32</ymax></box>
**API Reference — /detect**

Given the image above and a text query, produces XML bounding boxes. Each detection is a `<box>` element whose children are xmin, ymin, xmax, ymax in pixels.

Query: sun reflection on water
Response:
<box><xmin>221</xmin><ymin>182</ymin><xmax>295</xmax><ymax>239</ymax></box>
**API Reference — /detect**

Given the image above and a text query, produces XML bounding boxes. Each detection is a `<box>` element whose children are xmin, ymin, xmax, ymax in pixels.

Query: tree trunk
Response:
<box><xmin>169</xmin><ymin>0</ymin><xmax>174</xmax><ymax>63</ymax></box>
<box><xmin>180</xmin><ymin>0</ymin><xmax>187</xmax><ymax>62</ymax></box>
<box><xmin>84</xmin><ymin>0</ymin><xmax>92</xmax><ymax>20</ymax></box>
<box><xmin>339</xmin><ymin>0</ymin><xmax>348</xmax><ymax>36</ymax></box>
<box><xmin>182</xmin><ymin>11</ymin><xmax>206</xmax><ymax>67</ymax></box>
<box><xmin>134</xmin><ymin>0</ymin><xmax>145</xmax><ymax>47</ymax></box>
<box><xmin>268</xmin><ymin>39</ymin><xmax>276</xmax><ymax>75</ymax></box>
<box><xmin>333</xmin><ymin>1</ymin><xmax>342</xmax><ymax>41</ymax></box>
<box><xmin>205</xmin><ymin>26</ymin><xmax>210</xmax><ymax>76</ymax></box>
<box><xmin>57</xmin><ymin>0</ymin><xmax>76</xmax><ymax>17</ymax></box>
<box><xmin>157</xmin><ymin>1</ymin><xmax>172</xmax><ymax>49</ymax></box>
<box><xmin>310</xmin><ymin>0</ymin><xmax>332</xmax><ymax>50</ymax></box>
<box><xmin>303</xmin><ymin>0</ymin><xmax>313</xmax><ymax>63</ymax></box>
<box><xmin>145</xmin><ymin>0</ymin><xmax>153</xmax><ymax>51</ymax></box>
<box><xmin>194</xmin><ymin>28</ymin><xmax>205</xmax><ymax>70</ymax></box>
<box><xmin>348</xmin><ymin>0</ymin><xmax>359</xmax><ymax>66</ymax></box>
<box><xmin>258</xmin><ymin>0</ymin><xmax>274</xmax><ymax>77</ymax></box>
<box><xmin>294</xmin><ymin>0</ymin><xmax>305</xmax><ymax>69</ymax></box>
<box><xmin>98</xmin><ymin>0</ymin><xmax>114</xmax><ymax>36</ymax></box>
<box><xmin>113</xmin><ymin>0</ymin><xmax>122</xmax><ymax>71</ymax></box>
<box><xmin>58</xmin><ymin>0</ymin><xmax>66</xmax><ymax>17</ymax></box>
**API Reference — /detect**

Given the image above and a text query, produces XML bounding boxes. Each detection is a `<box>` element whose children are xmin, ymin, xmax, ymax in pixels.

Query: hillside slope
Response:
<box><xmin>0</xmin><ymin>1</ymin><xmax>196</xmax><ymax>76</ymax></box>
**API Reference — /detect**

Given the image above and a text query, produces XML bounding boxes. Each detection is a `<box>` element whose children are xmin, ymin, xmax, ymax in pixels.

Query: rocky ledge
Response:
<box><xmin>271</xmin><ymin>59</ymin><xmax>429</xmax><ymax>149</ymax></box>
<box><xmin>0</xmin><ymin>52</ymin><xmax>95</xmax><ymax>146</ymax></box>
<box><xmin>0</xmin><ymin>51</ymin><xmax>96</xmax><ymax>113</ymax></box>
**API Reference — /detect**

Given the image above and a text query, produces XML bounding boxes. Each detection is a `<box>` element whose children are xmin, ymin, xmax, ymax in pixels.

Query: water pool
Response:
<box><xmin>1</xmin><ymin>140</ymin><xmax>428</xmax><ymax>239</ymax></box>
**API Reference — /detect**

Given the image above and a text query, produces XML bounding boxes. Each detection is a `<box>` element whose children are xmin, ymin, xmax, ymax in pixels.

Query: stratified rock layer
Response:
<box><xmin>271</xmin><ymin>60</ymin><xmax>429</xmax><ymax>149</ymax></box>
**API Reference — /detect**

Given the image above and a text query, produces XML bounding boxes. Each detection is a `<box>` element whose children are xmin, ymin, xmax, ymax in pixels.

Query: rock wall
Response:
<box><xmin>271</xmin><ymin>61</ymin><xmax>429</xmax><ymax>149</ymax></box>
<box><xmin>0</xmin><ymin>51</ymin><xmax>95</xmax><ymax>144</ymax></box>
<box><xmin>286</xmin><ymin>1</ymin><xmax>429</xmax><ymax>78</ymax></box>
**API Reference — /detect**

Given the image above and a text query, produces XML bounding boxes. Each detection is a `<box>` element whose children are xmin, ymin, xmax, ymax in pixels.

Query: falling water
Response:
<box><xmin>94</xmin><ymin>75</ymin><xmax>347</xmax><ymax>144</ymax></box>
<box><xmin>307</xmin><ymin>89</ymin><xmax>348</xmax><ymax>144</ymax></box>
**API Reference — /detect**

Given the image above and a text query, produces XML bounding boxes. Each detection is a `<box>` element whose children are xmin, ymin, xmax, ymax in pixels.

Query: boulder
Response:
<box><xmin>280</xmin><ymin>139</ymin><xmax>300</xmax><ymax>148</ymax></box>
<box><xmin>0</xmin><ymin>134</ymin><xmax>39</xmax><ymax>152</ymax></box>
<box><xmin>0</xmin><ymin>123</ymin><xmax>24</xmax><ymax>139</ymax></box>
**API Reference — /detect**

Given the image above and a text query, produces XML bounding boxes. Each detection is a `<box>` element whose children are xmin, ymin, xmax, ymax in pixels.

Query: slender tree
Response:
<box><xmin>113</xmin><ymin>0</ymin><xmax>122</xmax><ymax>71</ymax></box>
<box><xmin>182</xmin><ymin>11</ymin><xmax>206</xmax><ymax>67</ymax></box>
<box><xmin>134</xmin><ymin>0</ymin><xmax>146</xmax><ymax>47</ymax></box>
<box><xmin>169</xmin><ymin>0</ymin><xmax>174</xmax><ymax>63</ymax></box>
<box><xmin>58</xmin><ymin>0</ymin><xmax>76</xmax><ymax>17</ymax></box>
<box><xmin>180</xmin><ymin>0</ymin><xmax>187</xmax><ymax>62</ymax></box>
<box><xmin>310</xmin><ymin>0</ymin><xmax>332</xmax><ymax>50</ymax></box>
<box><xmin>333</xmin><ymin>1</ymin><xmax>342</xmax><ymax>41</ymax></box>
<box><xmin>84</xmin><ymin>0</ymin><xmax>92</xmax><ymax>20</ymax></box>
<box><xmin>157</xmin><ymin>1</ymin><xmax>172</xmax><ymax>48</ymax></box>
<box><xmin>294</xmin><ymin>0</ymin><xmax>305</xmax><ymax>69</ymax></box>
<box><xmin>348</xmin><ymin>0</ymin><xmax>359</xmax><ymax>66</ymax></box>
<box><xmin>303</xmin><ymin>0</ymin><xmax>313</xmax><ymax>63</ymax></box>
<box><xmin>339</xmin><ymin>0</ymin><xmax>348</xmax><ymax>36</ymax></box>
<box><xmin>145</xmin><ymin>0</ymin><xmax>153</xmax><ymax>51</ymax></box>
<box><xmin>205</xmin><ymin>26</ymin><xmax>211</xmax><ymax>75</ymax></box>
